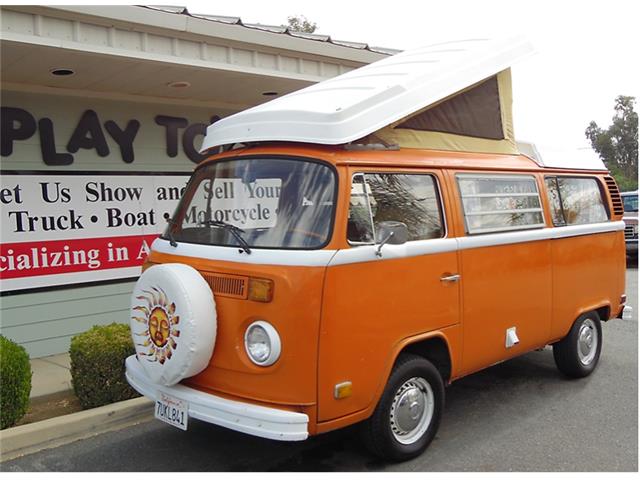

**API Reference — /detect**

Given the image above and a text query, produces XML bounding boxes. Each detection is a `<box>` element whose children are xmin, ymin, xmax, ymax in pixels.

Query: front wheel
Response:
<box><xmin>360</xmin><ymin>354</ymin><xmax>444</xmax><ymax>462</ymax></box>
<box><xmin>553</xmin><ymin>312</ymin><xmax>602</xmax><ymax>378</ymax></box>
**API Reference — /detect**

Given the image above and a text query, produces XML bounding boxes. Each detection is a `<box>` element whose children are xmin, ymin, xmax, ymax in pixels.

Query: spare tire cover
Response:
<box><xmin>130</xmin><ymin>263</ymin><xmax>216</xmax><ymax>386</ymax></box>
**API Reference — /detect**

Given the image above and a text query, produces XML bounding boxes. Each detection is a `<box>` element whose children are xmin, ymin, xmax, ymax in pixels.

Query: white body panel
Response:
<box><xmin>517</xmin><ymin>141</ymin><xmax>607</xmax><ymax>170</ymax></box>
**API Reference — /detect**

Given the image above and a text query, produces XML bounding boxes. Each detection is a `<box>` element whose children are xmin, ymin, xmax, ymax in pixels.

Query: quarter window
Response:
<box><xmin>545</xmin><ymin>177</ymin><xmax>609</xmax><ymax>226</ymax></box>
<box><xmin>457</xmin><ymin>174</ymin><xmax>545</xmax><ymax>234</ymax></box>
<box><xmin>347</xmin><ymin>173</ymin><xmax>444</xmax><ymax>244</ymax></box>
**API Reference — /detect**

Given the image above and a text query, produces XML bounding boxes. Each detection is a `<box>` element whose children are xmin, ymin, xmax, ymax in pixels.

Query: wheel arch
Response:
<box><xmin>316</xmin><ymin>330</ymin><xmax>456</xmax><ymax>435</ymax></box>
<box><xmin>397</xmin><ymin>335</ymin><xmax>453</xmax><ymax>384</ymax></box>
<box><xmin>554</xmin><ymin>302</ymin><xmax>612</xmax><ymax>343</ymax></box>
<box><xmin>594</xmin><ymin>305</ymin><xmax>611</xmax><ymax>322</ymax></box>
<box><xmin>371</xmin><ymin>331</ymin><xmax>453</xmax><ymax>410</ymax></box>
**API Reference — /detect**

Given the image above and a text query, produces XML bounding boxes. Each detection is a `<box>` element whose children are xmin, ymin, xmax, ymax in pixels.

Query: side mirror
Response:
<box><xmin>375</xmin><ymin>221</ymin><xmax>408</xmax><ymax>257</ymax></box>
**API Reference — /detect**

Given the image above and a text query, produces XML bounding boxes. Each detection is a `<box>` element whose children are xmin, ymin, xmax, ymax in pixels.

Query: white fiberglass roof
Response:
<box><xmin>517</xmin><ymin>141</ymin><xmax>607</xmax><ymax>171</ymax></box>
<box><xmin>200</xmin><ymin>36</ymin><xmax>535</xmax><ymax>152</ymax></box>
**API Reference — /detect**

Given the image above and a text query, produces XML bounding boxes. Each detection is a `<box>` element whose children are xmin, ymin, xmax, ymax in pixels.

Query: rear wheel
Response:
<box><xmin>553</xmin><ymin>312</ymin><xmax>602</xmax><ymax>378</ymax></box>
<box><xmin>360</xmin><ymin>354</ymin><xmax>444</xmax><ymax>462</ymax></box>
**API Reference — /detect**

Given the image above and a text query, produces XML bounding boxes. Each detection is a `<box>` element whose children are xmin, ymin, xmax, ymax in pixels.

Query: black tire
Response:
<box><xmin>553</xmin><ymin>312</ymin><xmax>602</xmax><ymax>378</ymax></box>
<box><xmin>360</xmin><ymin>354</ymin><xmax>444</xmax><ymax>462</ymax></box>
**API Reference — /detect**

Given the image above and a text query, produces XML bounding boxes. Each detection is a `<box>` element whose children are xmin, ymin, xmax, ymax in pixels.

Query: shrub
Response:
<box><xmin>0</xmin><ymin>335</ymin><xmax>32</xmax><ymax>429</ymax></box>
<box><xmin>70</xmin><ymin>323</ymin><xmax>139</xmax><ymax>409</ymax></box>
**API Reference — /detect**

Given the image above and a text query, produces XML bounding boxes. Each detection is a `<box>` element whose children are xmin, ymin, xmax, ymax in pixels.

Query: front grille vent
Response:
<box><xmin>625</xmin><ymin>225</ymin><xmax>634</xmax><ymax>239</ymax></box>
<box><xmin>604</xmin><ymin>176</ymin><xmax>624</xmax><ymax>216</ymax></box>
<box><xmin>200</xmin><ymin>272</ymin><xmax>248</xmax><ymax>299</ymax></box>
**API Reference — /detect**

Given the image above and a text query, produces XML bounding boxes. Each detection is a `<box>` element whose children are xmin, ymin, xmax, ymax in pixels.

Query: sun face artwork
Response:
<box><xmin>132</xmin><ymin>286</ymin><xmax>180</xmax><ymax>364</ymax></box>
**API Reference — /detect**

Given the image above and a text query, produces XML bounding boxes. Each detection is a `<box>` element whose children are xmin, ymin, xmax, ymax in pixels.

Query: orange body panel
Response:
<box><xmin>446</xmin><ymin>171</ymin><xmax>554</xmax><ymax>375</ymax></box>
<box><xmin>458</xmin><ymin>240</ymin><xmax>552</xmax><ymax>374</ymax></box>
<box><xmin>147</xmin><ymin>250</ymin><xmax>324</xmax><ymax>428</ymax></box>
<box><xmin>549</xmin><ymin>232</ymin><xmax>625</xmax><ymax>340</ymax></box>
<box><xmin>146</xmin><ymin>143</ymin><xmax>625</xmax><ymax>437</ymax></box>
<box><xmin>318</xmin><ymin>249</ymin><xmax>460</xmax><ymax>422</ymax></box>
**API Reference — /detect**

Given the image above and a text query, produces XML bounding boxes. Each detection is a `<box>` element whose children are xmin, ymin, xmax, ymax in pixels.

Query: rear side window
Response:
<box><xmin>348</xmin><ymin>173</ymin><xmax>444</xmax><ymax>244</ymax></box>
<box><xmin>545</xmin><ymin>176</ymin><xmax>609</xmax><ymax>226</ymax></box>
<box><xmin>456</xmin><ymin>173</ymin><xmax>545</xmax><ymax>234</ymax></box>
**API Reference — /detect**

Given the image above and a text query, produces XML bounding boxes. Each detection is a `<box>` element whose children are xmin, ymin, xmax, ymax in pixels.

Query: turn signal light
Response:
<box><xmin>248</xmin><ymin>278</ymin><xmax>274</xmax><ymax>302</ymax></box>
<box><xmin>334</xmin><ymin>381</ymin><xmax>353</xmax><ymax>399</ymax></box>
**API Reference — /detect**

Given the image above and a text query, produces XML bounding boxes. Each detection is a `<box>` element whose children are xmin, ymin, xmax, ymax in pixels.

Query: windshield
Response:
<box><xmin>623</xmin><ymin>193</ymin><xmax>638</xmax><ymax>212</ymax></box>
<box><xmin>164</xmin><ymin>157</ymin><xmax>336</xmax><ymax>249</ymax></box>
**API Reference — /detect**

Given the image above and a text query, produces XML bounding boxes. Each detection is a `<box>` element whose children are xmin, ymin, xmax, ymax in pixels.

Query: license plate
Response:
<box><xmin>155</xmin><ymin>393</ymin><xmax>188</xmax><ymax>431</ymax></box>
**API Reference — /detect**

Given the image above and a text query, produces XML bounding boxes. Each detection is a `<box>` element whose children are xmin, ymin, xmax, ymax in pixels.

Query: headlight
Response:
<box><xmin>244</xmin><ymin>321</ymin><xmax>281</xmax><ymax>366</ymax></box>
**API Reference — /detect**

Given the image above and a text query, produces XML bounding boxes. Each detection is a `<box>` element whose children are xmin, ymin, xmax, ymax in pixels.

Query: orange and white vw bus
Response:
<box><xmin>125</xmin><ymin>37</ymin><xmax>627</xmax><ymax>461</ymax></box>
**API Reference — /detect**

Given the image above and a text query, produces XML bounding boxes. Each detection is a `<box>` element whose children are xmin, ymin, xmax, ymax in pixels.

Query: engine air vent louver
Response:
<box><xmin>200</xmin><ymin>272</ymin><xmax>248</xmax><ymax>299</ymax></box>
<box><xmin>604</xmin><ymin>176</ymin><xmax>624</xmax><ymax>216</ymax></box>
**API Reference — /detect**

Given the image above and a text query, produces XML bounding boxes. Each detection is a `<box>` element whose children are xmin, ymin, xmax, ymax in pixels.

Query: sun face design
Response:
<box><xmin>131</xmin><ymin>286</ymin><xmax>180</xmax><ymax>364</ymax></box>
<box><xmin>149</xmin><ymin>306</ymin><xmax>170</xmax><ymax>348</ymax></box>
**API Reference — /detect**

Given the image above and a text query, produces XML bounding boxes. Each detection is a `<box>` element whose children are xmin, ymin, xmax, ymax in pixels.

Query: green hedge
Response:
<box><xmin>70</xmin><ymin>323</ymin><xmax>139</xmax><ymax>409</ymax></box>
<box><xmin>1</xmin><ymin>335</ymin><xmax>32</xmax><ymax>429</ymax></box>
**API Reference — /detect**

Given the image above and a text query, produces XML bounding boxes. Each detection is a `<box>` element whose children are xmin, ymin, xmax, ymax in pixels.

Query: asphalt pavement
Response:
<box><xmin>2</xmin><ymin>267</ymin><xmax>637</xmax><ymax>472</ymax></box>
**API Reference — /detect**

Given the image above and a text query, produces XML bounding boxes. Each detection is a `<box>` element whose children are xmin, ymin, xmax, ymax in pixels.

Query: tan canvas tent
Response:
<box><xmin>368</xmin><ymin>69</ymin><xmax>516</xmax><ymax>154</ymax></box>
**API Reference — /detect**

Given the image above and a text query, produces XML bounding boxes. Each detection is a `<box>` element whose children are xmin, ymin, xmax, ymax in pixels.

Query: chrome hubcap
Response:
<box><xmin>577</xmin><ymin>319</ymin><xmax>598</xmax><ymax>365</ymax></box>
<box><xmin>390</xmin><ymin>377</ymin><xmax>434</xmax><ymax>444</ymax></box>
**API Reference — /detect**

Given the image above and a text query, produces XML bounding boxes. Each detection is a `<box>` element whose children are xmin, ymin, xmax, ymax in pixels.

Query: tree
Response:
<box><xmin>585</xmin><ymin>95</ymin><xmax>638</xmax><ymax>191</ymax></box>
<box><xmin>283</xmin><ymin>15</ymin><xmax>317</xmax><ymax>34</ymax></box>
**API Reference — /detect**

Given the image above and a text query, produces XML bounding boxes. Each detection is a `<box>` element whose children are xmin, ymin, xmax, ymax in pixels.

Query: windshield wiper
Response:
<box><xmin>163</xmin><ymin>213</ymin><xmax>178</xmax><ymax>247</ymax></box>
<box><xmin>199</xmin><ymin>220</ymin><xmax>252</xmax><ymax>254</ymax></box>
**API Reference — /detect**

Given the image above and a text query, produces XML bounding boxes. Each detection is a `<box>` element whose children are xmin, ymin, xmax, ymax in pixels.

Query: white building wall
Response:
<box><xmin>0</xmin><ymin>88</ymin><xmax>237</xmax><ymax>357</ymax></box>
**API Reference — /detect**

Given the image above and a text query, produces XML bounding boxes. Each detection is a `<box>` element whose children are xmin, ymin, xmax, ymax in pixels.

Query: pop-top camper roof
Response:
<box><xmin>200</xmin><ymin>36</ymin><xmax>605</xmax><ymax>171</ymax></box>
<box><xmin>200</xmin><ymin>36</ymin><xmax>535</xmax><ymax>156</ymax></box>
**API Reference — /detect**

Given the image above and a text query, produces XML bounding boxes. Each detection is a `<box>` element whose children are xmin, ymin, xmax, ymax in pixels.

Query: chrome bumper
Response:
<box><xmin>125</xmin><ymin>355</ymin><xmax>309</xmax><ymax>441</ymax></box>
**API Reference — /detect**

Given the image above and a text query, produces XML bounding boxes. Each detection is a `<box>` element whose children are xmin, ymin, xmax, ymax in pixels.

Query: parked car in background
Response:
<box><xmin>622</xmin><ymin>190</ymin><xmax>638</xmax><ymax>259</ymax></box>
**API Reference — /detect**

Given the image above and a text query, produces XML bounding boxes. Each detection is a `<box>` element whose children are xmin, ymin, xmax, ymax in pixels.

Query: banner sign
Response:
<box><xmin>0</xmin><ymin>173</ymin><xmax>189</xmax><ymax>292</ymax></box>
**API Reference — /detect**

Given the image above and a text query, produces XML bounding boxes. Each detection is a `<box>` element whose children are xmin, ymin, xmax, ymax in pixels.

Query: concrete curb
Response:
<box><xmin>0</xmin><ymin>397</ymin><xmax>154</xmax><ymax>462</ymax></box>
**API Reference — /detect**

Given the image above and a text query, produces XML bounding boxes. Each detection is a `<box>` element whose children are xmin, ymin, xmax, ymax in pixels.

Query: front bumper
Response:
<box><xmin>125</xmin><ymin>355</ymin><xmax>309</xmax><ymax>441</ymax></box>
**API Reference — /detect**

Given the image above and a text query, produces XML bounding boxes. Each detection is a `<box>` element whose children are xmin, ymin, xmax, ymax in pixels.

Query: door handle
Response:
<box><xmin>440</xmin><ymin>273</ymin><xmax>461</xmax><ymax>283</ymax></box>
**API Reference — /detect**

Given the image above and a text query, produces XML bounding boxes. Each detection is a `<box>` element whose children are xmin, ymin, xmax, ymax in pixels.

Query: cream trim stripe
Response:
<box><xmin>328</xmin><ymin>238</ymin><xmax>458</xmax><ymax>267</ymax></box>
<box><xmin>152</xmin><ymin>238</ymin><xmax>338</xmax><ymax>267</ymax></box>
<box><xmin>151</xmin><ymin>221</ymin><xmax>624</xmax><ymax>267</ymax></box>
<box><xmin>550</xmin><ymin>221</ymin><xmax>625</xmax><ymax>239</ymax></box>
<box><xmin>457</xmin><ymin>220</ymin><xmax>623</xmax><ymax>251</ymax></box>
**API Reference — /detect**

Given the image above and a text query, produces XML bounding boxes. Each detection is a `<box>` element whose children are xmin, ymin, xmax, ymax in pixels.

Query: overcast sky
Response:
<box><xmin>178</xmin><ymin>0</ymin><xmax>638</xmax><ymax>155</ymax></box>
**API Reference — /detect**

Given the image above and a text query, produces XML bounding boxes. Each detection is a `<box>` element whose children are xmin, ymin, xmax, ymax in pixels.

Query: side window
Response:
<box><xmin>457</xmin><ymin>173</ymin><xmax>545</xmax><ymax>234</ymax></box>
<box><xmin>347</xmin><ymin>173</ymin><xmax>444</xmax><ymax>244</ymax></box>
<box><xmin>545</xmin><ymin>177</ymin><xmax>565</xmax><ymax>226</ymax></box>
<box><xmin>348</xmin><ymin>175</ymin><xmax>375</xmax><ymax>244</ymax></box>
<box><xmin>545</xmin><ymin>176</ymin><xmax>609</xmax><ymax>226</ymax></box>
